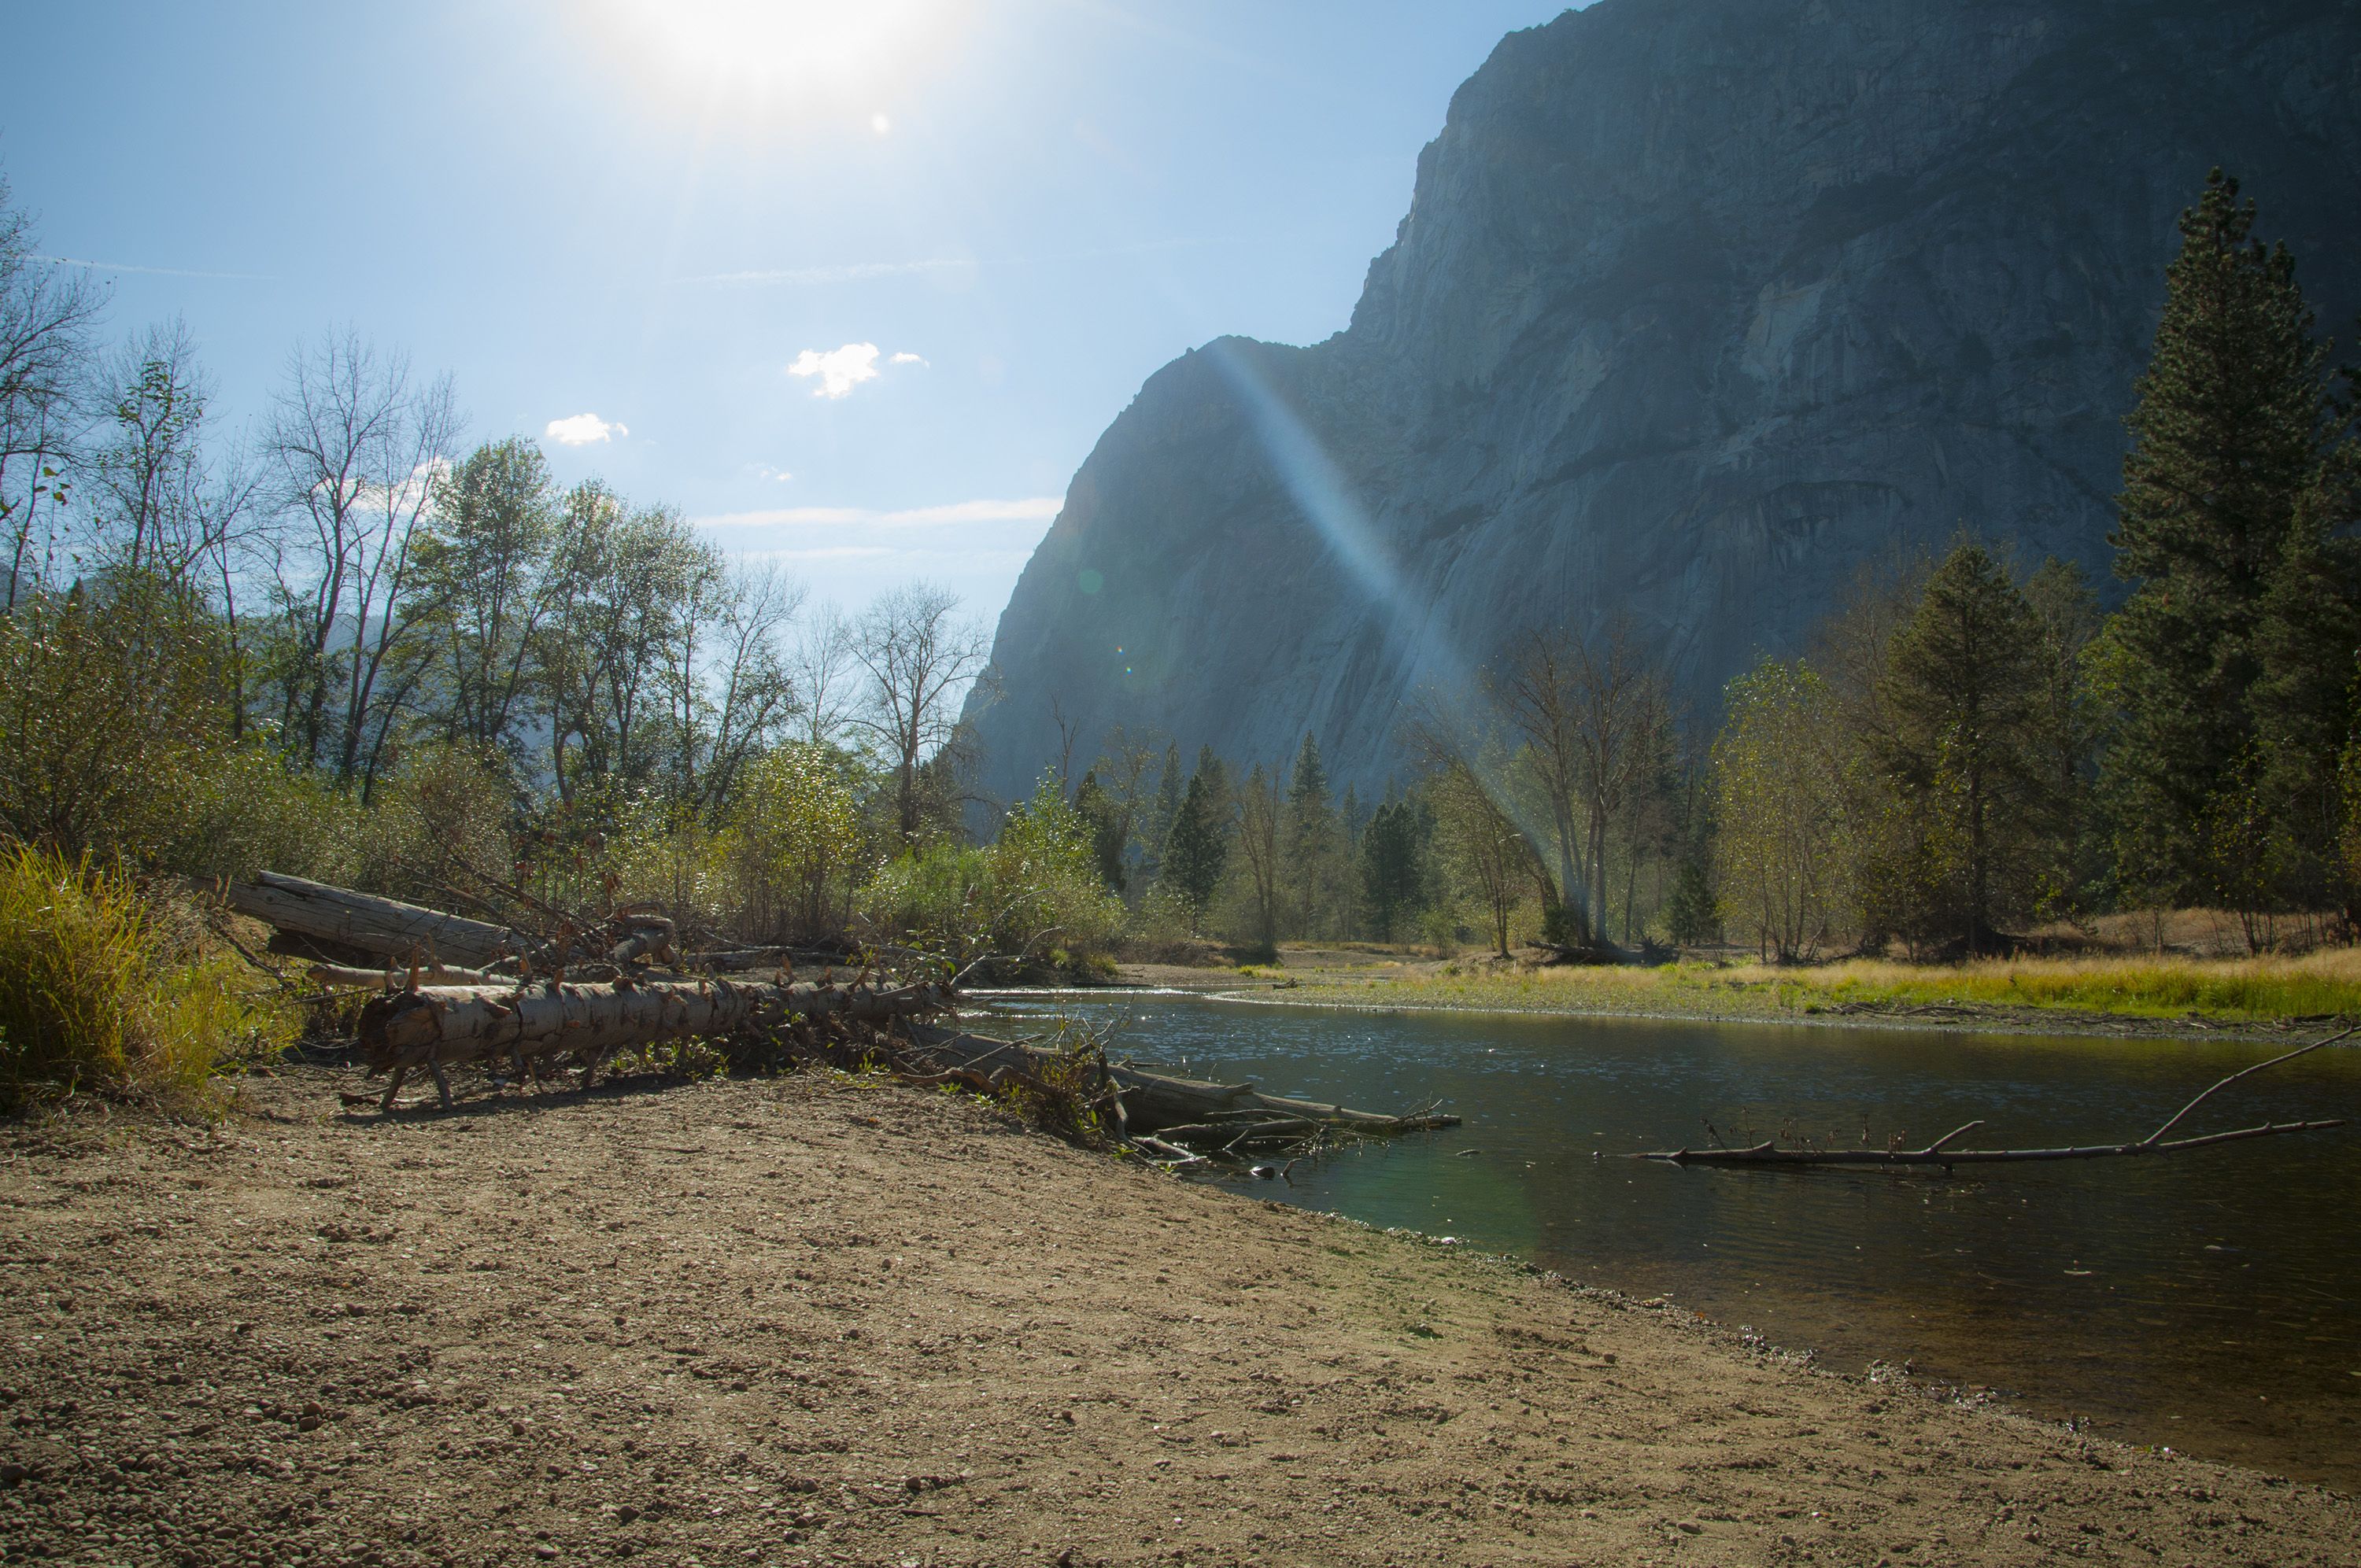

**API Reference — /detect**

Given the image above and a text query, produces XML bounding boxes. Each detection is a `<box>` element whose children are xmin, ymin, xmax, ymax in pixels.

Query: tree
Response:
<box><xmin>1160</xmin><ymin>766</ymin><xmax>1230</xmax><ymax>928</ymax></box>
<box><xmin>849</xmin><ymin>582</ymin><xmax>991</xmax><ymax>844</ymax></box>
<box><xmin>412</xmin><ymin>437</ymin><xmax>557</xmax><ymax>754</ymax></box>
<box><xmin>2248</xmin><ymin>488</ymin><xmax>2361</xmax><ymax>922</ymax></box>
<box><xmin>1281</xmin><ymin>732</ymin><xmax>1338</xmax><ymax>938</ymax></box>
<box><xmin>2023</xmin><ymin>556</ymin><xmax>2105</xmax><ymax>920</ymax></box>
<box><xmin>1233</xmin><ymin>762</ymin><xmax>1283</xmax><ymax>954</ymax></box>
<box><xmin>1432</xmin><ymin>759</ymin><xmax>1532</xmax><ymax>958</ymax></box>
<box><xmin>0</xmin><ymin>177</ymin><xmax>105</xmax><ymax>609</ymax></box>
<box><xmin>1072</xmin><ymin>769</ymin><xmax>1129</xmax><ymax>892</ymax></box>
<box><xmin>1874</xmin><ymin>541</ymin><xmax>2055</xmax><ymax>951</ymax></box>
<box><xmin>1359</xmin><ymin>796</ymin><xmax>1425</xmax><ymax>942</ymax></box>
<box><xmin>1711</xmin><ymin>659</ymin><xmax>1845</xmax><ymax>961</ymax></box>
<box><xmin>2097</xmin><ymin>170</ymin><xmax>2335</xmax><ymax>908</ymax></box>
<box><xmin>262</xmin><ymin>330</ymin><xmax>458</xmax><ymax>795</ymax></box>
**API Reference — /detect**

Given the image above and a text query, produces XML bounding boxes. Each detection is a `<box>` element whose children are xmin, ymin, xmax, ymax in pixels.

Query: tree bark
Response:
<box><xmin>226</xmin><ymin>872</ymin><xmax>529</xmax><ymax>968</ymax></box>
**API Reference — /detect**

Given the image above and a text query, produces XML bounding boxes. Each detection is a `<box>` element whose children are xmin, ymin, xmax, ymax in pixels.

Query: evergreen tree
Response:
<box><xmin>2022</xmin><ymin>557</ymin><xmax>2105</xmax><ymax>918</ymax></box>
<box><xmin>2249</xmin><ymin>490</ymin><xmax>2361</xmax><ymax>917</ymax></box>
<box><xmin>1875</xmin><ymin>541</ymin><xmax>2054</xmax><ymax>950</ymax></box>
<box><xmin>2097</xmin><ymin>170</ymin><xmax>2333</xmax><ymax>906</ymax></box>
<box><xmin>1281</xmin><ymin>732</ymin><xmax>1336</xmax><ymax>938</ymax></box>
<box><xmin>1071</xmin><ymin>769</ymin><xmax>1129</xmax><ymax>892</ymax></box>
<box><xmin>1160</xmin><ymin>767</ymin><xmax>1230</xmax><ymax>926</ymax></box>
<box><xmin>1140</xmin><ymin>740</ymin><xmax>1183</xmax><ymax>881</ymax></box>
<box><xmin>1359</xmin><ymin>797</ymin><xmax>1424</xmax><ymax>941</ymax></box>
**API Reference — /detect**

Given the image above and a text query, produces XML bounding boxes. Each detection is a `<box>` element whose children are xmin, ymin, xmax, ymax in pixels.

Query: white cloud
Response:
<box><xmin>545</xmin><ymin>412</ymin><xmax>628</xmax><ymax>446</ymax></box>
<box><xmin>748</xmin><ymin>463</ymin><xmax>794</xmax><ymax>483</ymax></box>
<box><xmin>699</xmin><ymin>496</ymin><xmax>1063</xmax><ymax>530</ymax></box>
<box><xmin>889</xmin><ymin>351</ymin><xmax>928</xmax><ymax>367</ymax></box>
<box><xmin>787</xmin><ymin>343</ymin><xmax>883</xmax><ymax>399</ymax></box>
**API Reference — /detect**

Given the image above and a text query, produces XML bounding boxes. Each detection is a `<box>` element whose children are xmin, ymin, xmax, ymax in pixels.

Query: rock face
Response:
<box><xmin>967</xmin><ymin>0</ymin><xmax>2361</xmax><ymax>802</ymax></box>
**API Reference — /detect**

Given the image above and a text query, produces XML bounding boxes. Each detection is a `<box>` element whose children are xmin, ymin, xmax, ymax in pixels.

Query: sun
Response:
<box><xmin>589</xmin><ymin>0</ymin><xmax>961</xmax><ymax>123</ymax></box>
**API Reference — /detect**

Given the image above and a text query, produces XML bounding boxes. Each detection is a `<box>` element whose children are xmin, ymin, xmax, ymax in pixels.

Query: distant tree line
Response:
<box><xmin>1042</xmin><ymin>172</ymin><xmax>2361</xmax><ymax>963</ymax></box>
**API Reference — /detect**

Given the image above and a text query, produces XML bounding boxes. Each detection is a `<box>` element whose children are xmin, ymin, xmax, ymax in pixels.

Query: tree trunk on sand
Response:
<box><xmin>226</xmin><ymin>872</ymin><xmax>529</xmax><ymax>968</ymax></box>
<box><xmin>357</xmin><ymin>977</ymin><xmax>953</xmax><ymax>1110</ymax></box>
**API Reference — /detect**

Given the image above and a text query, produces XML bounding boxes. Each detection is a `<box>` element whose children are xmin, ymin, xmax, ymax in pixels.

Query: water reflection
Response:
<box><xmin>986</xmin><ymin>996</ymin><xmax>2361</xmax><ymax>1488</ymax></box>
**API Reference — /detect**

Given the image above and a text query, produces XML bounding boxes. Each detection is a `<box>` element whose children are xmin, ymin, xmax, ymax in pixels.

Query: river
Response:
<box><xmin>981</xmin><ymin>992</ymin><xmax>2361</xmax><ymax>1490</ymax></box>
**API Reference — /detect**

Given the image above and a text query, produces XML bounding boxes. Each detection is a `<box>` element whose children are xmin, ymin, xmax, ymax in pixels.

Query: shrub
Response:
<box><xmin>0</xmin><ymin>845</ymin><xmax>296</xmax><ymax>1113</ymax></box>
<box><xmin>858</xmin><ymin>780</ymin><xmax>1122</xmax><ymax>968</ymax></box>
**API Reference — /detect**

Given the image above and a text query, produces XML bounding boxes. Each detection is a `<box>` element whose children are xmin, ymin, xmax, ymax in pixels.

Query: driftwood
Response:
<box><xmin>904</xmin><ymin>1024</ymin><xmax>1459</xmax><ymax>1142</ymax></box>
<box><xmin>227</xmin><ymin>872</ymin><xmax>529</xmax><ymax>968</ymax></box>
<box><xmin>359</xmin><ymin>976</ymin><xmax>954</xmax><ymax>1112</ymax></box>
<box><xmin>1636</xmin><ymin>1026</ymin><xmax>2354</xmax><ymax>1169</ymax></box>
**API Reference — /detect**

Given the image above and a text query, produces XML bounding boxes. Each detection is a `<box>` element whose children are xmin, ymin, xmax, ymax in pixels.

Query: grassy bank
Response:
<box><xmin>1269</xmin><ymin>947</ymin><xmax>2361</xmax><ymax>1030</ymax></box>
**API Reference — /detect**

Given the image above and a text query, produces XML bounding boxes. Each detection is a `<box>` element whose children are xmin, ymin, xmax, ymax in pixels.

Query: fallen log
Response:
<box><xmin>309</xmin><ymin>961</ymin><xmax>499</xmax><ymax>990</ymax></box>
<box><xmin>904</xmin><ymin>1024</ymin><xmax>1459</xmax><ymax>1140</ymax></box>
<box><xmin>357</xmin><ymin>976</ymin><xmax>955</xmax><ymax>1112</ymax></box>
<box><xmin>1635</xmin><ymin>1025</ymin><xmax>2354</xmax><ymax>1169</ymax></box>
<box><xmin>227</xmin><ymin>872</ymin><xmax>529</xmax><ymax>968</ymax></box>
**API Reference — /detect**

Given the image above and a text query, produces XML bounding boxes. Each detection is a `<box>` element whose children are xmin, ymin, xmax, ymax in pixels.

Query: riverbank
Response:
<box><xmin>4</xmin><ymin>1068</ymin><xmax>2354</xmax><ymax>1566</ymax></box>
<box><xmin>1118</xmin><ymin>945</ymin><xmax>2361</xmax><ymax>1042</ymax></box>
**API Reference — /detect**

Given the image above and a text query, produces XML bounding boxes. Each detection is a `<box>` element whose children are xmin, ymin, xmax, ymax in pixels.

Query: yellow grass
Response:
<box><xmin>0</xmin><ymin>844</ymin><xmax>297</xmax><ymax>1112</ymax></box>
<box><xmin>1287</xmin><ymin>947</ymin><xmax>2361</xmax><ymax>1025</ymax></box>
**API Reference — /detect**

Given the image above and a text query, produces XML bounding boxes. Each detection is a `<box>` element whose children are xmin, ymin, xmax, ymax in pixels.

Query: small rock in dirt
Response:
<box><xmin>0</xmin><ymin>1462</ymin><xmax>28</xmax><ymax>1487</ymax></box>
<box><xmin>614</xmin><ymin>1505</ymin><xmax>641</xmax><ymax>1524</ymax></box>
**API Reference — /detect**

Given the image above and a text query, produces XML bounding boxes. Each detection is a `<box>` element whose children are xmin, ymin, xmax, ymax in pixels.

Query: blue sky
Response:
<box><xmin>6</xmin><ymin>1</ymin><xmax>1565</xmax><ymax>625</ymax></box>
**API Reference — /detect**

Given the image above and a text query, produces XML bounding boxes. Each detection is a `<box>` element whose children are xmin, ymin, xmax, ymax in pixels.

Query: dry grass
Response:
<box><xmin>1283</xmin><ymin>946</ymin><xmax>2361</xmax><ymax>1026</ymax></box>
<box><xmin>0</xmin><ymin>843</ymin><xmax>297</xmax><ymax>1113</ymax></box>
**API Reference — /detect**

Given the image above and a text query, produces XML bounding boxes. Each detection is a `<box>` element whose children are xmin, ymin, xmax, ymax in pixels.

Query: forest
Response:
<box><xmin>2</xmin><ymin>170</ymin><xmax>2357</xmax><ymax>1109</ymax></box>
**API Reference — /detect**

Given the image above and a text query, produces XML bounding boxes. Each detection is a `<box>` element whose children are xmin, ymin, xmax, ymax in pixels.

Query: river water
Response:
<box><xmin>981</xmin><ymin>993</ymin><xmax>2361</xmax><ymax>1489</ymax></box>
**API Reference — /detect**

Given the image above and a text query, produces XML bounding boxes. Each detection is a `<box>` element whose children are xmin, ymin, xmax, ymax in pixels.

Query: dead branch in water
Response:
<box><xmin>1635</xmin><ymin>1025</ymin><xmax>2355</xmax><ymax>1168</ymax></box>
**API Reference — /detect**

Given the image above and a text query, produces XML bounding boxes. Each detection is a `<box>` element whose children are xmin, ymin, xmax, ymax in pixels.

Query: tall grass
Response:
<box><xmin>0</xmin><ymin>845</ymin><xmax>296</xmax><ymax>1113</ymax></box>
<box><xmin>1304</xmin><ymin>947</ymin><xmax>2361</xmax><ymax>1023</ymax></box>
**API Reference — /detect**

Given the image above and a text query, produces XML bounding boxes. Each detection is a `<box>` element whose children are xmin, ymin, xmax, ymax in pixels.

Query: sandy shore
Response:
<box><xmin>2</xmin><ymin>1067</ymin><xmax>2354</xmax><ymax>1567</ymax></box>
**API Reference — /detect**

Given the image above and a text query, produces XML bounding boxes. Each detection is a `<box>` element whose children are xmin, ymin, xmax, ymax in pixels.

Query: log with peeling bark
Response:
<box><xmin>226</xmin><ymin>872</ymin><xmax>530</xmax><ymax>968</ymax></box>
<box><xmin>903</xmin><ymin>1024</ymin><xmax>1459</xmax><ymax>1140</ymax></box>
<box><xmin>308</xmin><ymin>961</ymin><xmax>500</xmax><ymax>990</ymax></box>
<box><xmin>1634</xmin><ymin>1027</ymin><xmax>2353</xmax><ymax>1169</ymax></box>
<box><xmin>357</xmin><ymin>976</ymin><xmax>955</xmax><ymax>1112</ymax></box>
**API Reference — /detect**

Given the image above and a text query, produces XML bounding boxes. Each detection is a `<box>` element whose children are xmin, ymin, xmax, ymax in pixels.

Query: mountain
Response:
<box><xmin>965</xmin><ymin>0</ymin><xmax>2361</xmax><ymax>802</ymax></box>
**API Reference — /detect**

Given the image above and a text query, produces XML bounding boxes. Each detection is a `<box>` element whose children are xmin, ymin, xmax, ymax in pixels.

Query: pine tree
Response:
<box><xmin>1160</xmin><ymin>768</ymin><xmax>1230</xmax><ymax>927</ymax></box>
<box><xmin>1141</xmin><ymin>741</ymin><xmax>1183</xmax><ymax>880</ymax></box>
<box><xmin>1281</xmin><ymin>733</ymin><xmax>1336</xmax><ymax>939</ymax></box>
<box><xmin>1359</xmin><ymin>798</ymin><xmax>1424</xmax><ymax>941</ymax></box>
<box><xmin>2249</xmin><ymin>488</ymin><xmax>2361</xmax><ymax>916</ymax></box>
<box><xmin>1876</xmin><ymin>541</ymin><xmax>2053</xmax><ymax>950</ymax></box>
<box><xmin>2097</xmin><ymin>169</ymin><xmax>2333</xmax><ymax>907</ymax></box>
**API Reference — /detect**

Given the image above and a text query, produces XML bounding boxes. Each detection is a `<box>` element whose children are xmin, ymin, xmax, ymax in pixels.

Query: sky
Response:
<box><xmin>4</xmin><ymin>0</ymin><xmax>1568</xmax><ymax>629</ymax></box>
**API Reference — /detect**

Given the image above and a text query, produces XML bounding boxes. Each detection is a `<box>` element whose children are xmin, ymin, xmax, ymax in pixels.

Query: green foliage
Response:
<box><xmin>1358</xmin><ymin>797</ymin><xmax>1425</xmax><ymax>941</ymax></box>
<box><xmin>1661</xmin><ymin>855</ymin><xmax>1720</xmax><ymax>946</ymax></box>
<box><xmin>1710</xmin><ymin>659</ymin><xmax>1844</xmax><ymax>961</ymax></box>
<box><xmin>859</xmin><ymin>779</ymin><xmax>1121</xmax><ymax>968</ymax></box>
<box><xmin>1158</xmin><ymin>767</ymin><xmax>1230</xmax><ymax>928</ymax></box>
<box><xmin>0</xmin><ymin>571</ymin><xmax>238</xmax><ymax>867</ymax></box>
<box><xmin>727</xmin><ymin>744</ymin><xmax>867</xmax><ymax>943</ymax></box>
<box><xmin>2098</xmin><ymin>169</ymin><xmax>2337</xmax><ymax>909</ymax></box>
<box><xmin>1872</xmin><ymin>541</ymin><xmax>2059</xmax><ymax>950</ymax></box>
<box><xmin>0</xmin><ymin>844</ymin><xmax>295</xmax><ymax>1112</ymax></box>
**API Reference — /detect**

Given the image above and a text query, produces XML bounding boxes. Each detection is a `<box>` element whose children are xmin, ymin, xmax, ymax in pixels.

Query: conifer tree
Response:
<box><xmin>2097</xmin><ymin>169</ymin><xmax>2333</xmax><ymax>906</ymax></box>
<box><xmin>1281</xmin><ymin>733</ymin><xmax>1336</xmax><ymax>938</ymax></box>
<box><xmin>1876</xmin><ymin>542</ymin><xmax>2052</xmax><ymax>950</ymax></box>
<box><xmin>1141</xmin><ymin>741</ymin><xmax>1183</xmax><ymax>881</ymax></box>
<box><xmin>1359</xmin><ymin>797</ymin><xmax>1425</xmax><ymax>941</ymax></box>
<box><xmin>1160</xmin><ymin>767</ymin><xmax>1230</xmax><ymax>927</ymax></box>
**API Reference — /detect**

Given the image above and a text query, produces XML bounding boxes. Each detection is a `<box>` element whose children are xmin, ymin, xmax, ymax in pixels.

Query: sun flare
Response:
<box><xmin>592</xmin><ymin>0</ymin><xmax>959</xmax><ymax>120</ymax></box>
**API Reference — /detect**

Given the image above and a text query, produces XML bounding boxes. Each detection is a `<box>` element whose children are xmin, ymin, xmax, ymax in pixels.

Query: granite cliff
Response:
<box><xmin>966</xmin><ymin>0</ymin><xmax>2361</xmax><ymax>802</ymax></box>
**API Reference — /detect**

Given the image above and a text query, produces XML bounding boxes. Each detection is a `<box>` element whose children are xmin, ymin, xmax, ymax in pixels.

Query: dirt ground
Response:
<box><xmin>2</xmin><ymin>1066</ymin><xmax>2355</xmax><ymax>1568</ymax></box>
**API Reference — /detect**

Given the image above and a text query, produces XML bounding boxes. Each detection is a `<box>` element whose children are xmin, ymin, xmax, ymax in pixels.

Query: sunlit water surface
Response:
<box><xmin>981</xmin><ymin>994</ymin><xmax>2361</xmax><ymax>1489</ymax></box>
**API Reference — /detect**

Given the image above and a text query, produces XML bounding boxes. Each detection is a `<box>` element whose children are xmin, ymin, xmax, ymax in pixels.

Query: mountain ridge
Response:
<box><xmin>966</xmin><ymin>0</ymin><xmax>2361</xmax><ymax>802</ymax></box>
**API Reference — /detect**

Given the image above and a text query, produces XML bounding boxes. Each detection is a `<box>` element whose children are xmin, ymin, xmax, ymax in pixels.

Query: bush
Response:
<box><xmin>0</xmin><ymin>845</ymin><xmax>296</xmax><ymax>1113</ymax></box>
<box><xmin>859</xmin><ymin>780</ymin><xmax>1123</xmax><ymax>968</ymax></box>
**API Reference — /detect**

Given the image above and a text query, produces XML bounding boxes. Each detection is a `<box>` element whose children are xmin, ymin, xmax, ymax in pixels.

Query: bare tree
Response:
<box><xmin>263</xmin><ymin>329</ymin><xmax>456</xmax><ymax>793</ymax></box>
<box><xmin>1564</xmin><ymin>617</ymin><xmax>1674</xmax><ymax>943</ymax></box>
<box><xmin>849</xmin><ymin>581</ymin><xmax>992</xmax><ymax>843</ymax></box>
<box><xmin>666</xmin><ymin>557</ymin><xmax>803</xmax><ymax>813</ymax></box>
<box><xmin>1487</xmin><ymin>630</ymin><xmax>1591</xmax><ymax>943</ymax></box>
<box><xmin>787</xmin><ymin>600</ymin><xmax>861</xmax><ymax>748</ymax></box>
<box><xmin>0</xmin><ymin>182</ymin><xmax>105</xmax><ymax>606</ymax></box>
